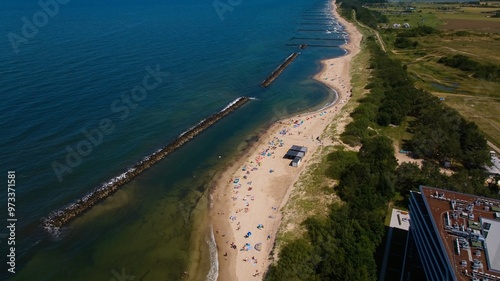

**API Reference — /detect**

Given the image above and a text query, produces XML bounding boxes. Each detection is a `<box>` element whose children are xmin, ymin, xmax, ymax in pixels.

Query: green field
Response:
<box><xmin>439</xmin><ymin>7</ymin><xmax>500</xmax><ymax>33</ymax></box>
<box><xmin>371</xmin><ymin>3</ymin><xmax>500</xmax><ymax>31</ymax></box>
<box><xmin>368</xmin><ymin>3</ymin><xmax>500</xmax><ymax>149</ymax></box>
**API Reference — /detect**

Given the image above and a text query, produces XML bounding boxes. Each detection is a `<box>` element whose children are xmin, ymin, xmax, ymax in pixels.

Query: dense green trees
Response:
<box><xmin>265</xmin><ymin>238</ymin><xmax>319</xmax><ymax>281</ymax></box>
<box><xmin>438</xmin><ymin>54</ymin><xmax>499</xmax><ymax>80</ymax></box>
<box><xmin>267</xmin><ymin>136</ymin><xmax>396</xmax><ymax>281</ymax></box>
<box><xmin>438</xmin><ymin>54</ymin><xmax>479</xmax><ymax>71</ymax></box>
<box><xmin>459</xmin><ymin>121</ymin><xmax>490</xmax><ymax>168</ymax></box>
<box><xmin>394</xmin><ymin>37</ymin><xmax>418</xmax><ymax>49</ymax></box>
<box><xmin>341</xmin><ymin>38</ymin><xmax>418</xmax><ymax>144</ymax></box>
<box><xmin>408</xmin><ymin>93</ymin><xmax>490</xmax><ymax>168</ymax></box>
<box><xmin>325</xmin><ymin>150</ymin><xmax>359</xmax><ymax>179</ymax></box>
<box><xmin>338</xmin><ymin>0</ymin><xmax>388</xmax><ymax>28</ymax></box>
<box><xmin>396</xmin><ymin>161</ymin><xmax>499</xmax><ymax>203</ymax></box>
<box><xmin>341</xmin><ymin>33</ymin><xmax>489</xmax><ymax>168</ymax></box>
<box><xmin>397</xmin><ymin>25</ymin><xmax>440</xmax><ymax>37</ymax></box>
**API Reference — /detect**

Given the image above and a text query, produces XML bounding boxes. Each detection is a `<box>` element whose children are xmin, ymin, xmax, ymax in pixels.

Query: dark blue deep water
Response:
<box><xmin>0</xmin><ymin>0</ymin><xmax>346</xmax><ymax>279</ymax></box>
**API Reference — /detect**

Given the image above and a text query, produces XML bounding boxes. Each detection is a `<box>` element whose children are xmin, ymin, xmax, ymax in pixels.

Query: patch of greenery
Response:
<box><xmin>338</xmin><ymin>0</ymin><xmax>389</xmax><ymax>29</ymax></box>
<box><xmin>394</xmin><ymin>37</ymin><xmax>419</xmax><ymax>49</ymax></box>
<box><xmin>438</xmin><ymin>54</ymin><xmax>499</xmax><ymax>80</ymax></box>
<box><xmin>408</xmin><ymin>104</ymin><xmax>490</xmax><ymax>168</ymax></box>
<box><xmin>325</xmin><ymin>150</ymin><xmax>359</xmax><ymax>179</ymax></box>
<box><xmin>396</xmin><ymin>161</ymin><xmax>500</xmax><ymax>205</ymax></box>
<box><xmin>397</xmin><ymin>25</ymin><xmax>440</xmax><ymax>37</ymax></box>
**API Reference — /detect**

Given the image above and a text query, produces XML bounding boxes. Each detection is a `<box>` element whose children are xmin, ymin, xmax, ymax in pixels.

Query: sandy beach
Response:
<box><xmin>210</xmin><ymin>1</ymin><xmax>362</xmax><ymax>280</ymax></box>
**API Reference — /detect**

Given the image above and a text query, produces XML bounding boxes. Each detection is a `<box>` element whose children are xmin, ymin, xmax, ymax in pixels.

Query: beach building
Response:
<box><xmin>291</xmin><ymin>157</ymin><xmax>302</xmax><ymax>167</ymax></box>
<box><xmin>408</xmin><ymin>186</ymin><xmax>500</xmax><ymax>281</ymax></box>
<box><xmin>284</xmin><ymin>150</ymin><xmax>305</xmax><ymax>159</ymax></box>
<box><xmin>285</xmin><ymin>145</ymin><xmax>307</xmax><ymax>167</ymax></box>
<box><xmin>290</xmin><ymin>145</ymin><xmax>308</xmax><ymax>154</ymax></box>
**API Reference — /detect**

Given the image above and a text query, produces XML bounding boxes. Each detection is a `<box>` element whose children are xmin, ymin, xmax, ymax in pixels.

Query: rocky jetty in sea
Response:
<box><xmin>42</xmin><ymin>97</ymin><xmax>250</xmax><ymax>234</ymax></box>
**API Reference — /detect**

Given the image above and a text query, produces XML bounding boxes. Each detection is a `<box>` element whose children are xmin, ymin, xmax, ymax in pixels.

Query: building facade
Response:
<box><xmin>409</xmin><ymin>186</ymin><xmax>500</xmax><ymax>281</ymax></box>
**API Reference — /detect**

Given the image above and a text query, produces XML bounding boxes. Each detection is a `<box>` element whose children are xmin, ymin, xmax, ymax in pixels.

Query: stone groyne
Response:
<box><xmin>42</xmin><ymin>97</ymin><xmax>250</xmax><ymax>235</ymax></box>
<box><xmin>261</xmin><ymin>53</ymin><xmax>299</xmax><ymax>87</ymax></box>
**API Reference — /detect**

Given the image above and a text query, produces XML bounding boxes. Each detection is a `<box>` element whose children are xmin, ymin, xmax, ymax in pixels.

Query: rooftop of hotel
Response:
<box><xmin>420</xmin><ymin>186</ymin><xmax>500</xmax><ymax>281</ymax></box>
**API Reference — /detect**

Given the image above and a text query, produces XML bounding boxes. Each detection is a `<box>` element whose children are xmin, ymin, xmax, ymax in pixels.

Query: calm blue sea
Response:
<box><xmin>0</xmin><ymin>0</ymin><xmax>345</xmax><ymax>279</ymax></box>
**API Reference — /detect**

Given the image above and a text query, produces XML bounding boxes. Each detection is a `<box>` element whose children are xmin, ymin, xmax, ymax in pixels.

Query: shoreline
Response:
<box><xmin>209</xmin><ymin>1</ymin><xmax>362</xmax><ymax>280</ymax></box>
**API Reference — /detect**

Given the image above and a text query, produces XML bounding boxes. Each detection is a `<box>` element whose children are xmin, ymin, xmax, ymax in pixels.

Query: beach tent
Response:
<box><xmin>290</xmin><ymin>145</ymin><xmax>308</xmax><ymax>154</ymax></box>
<box><xmin>284</xmin><ymin>149</ymin><xmax>304</xmax><ymax>159</ymax></box>
<box><xmin>254</xmin><ymin>243</ymin><xmax>262</xmax><ymax>251</ymax></box>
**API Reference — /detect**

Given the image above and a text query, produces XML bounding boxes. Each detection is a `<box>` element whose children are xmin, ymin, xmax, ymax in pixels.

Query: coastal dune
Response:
<box><xmin>210</xmin><ymin>1</ymin><xmax>362</xmax><ymax>280</ymax></box>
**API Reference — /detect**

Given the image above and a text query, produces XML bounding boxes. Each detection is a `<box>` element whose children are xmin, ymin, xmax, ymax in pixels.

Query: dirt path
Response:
<box><xmin>488</xmin><ymin>141</ymin><xmax>500</xmax><ymax>154</ymax></box>
<box><xmin>353</xmin><ymin>10</ymin><xmax>386</xmax><ymax>52</ymax></box>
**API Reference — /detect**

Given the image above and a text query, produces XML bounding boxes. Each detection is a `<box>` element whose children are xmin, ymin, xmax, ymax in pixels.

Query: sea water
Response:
<box><xmin>0</xmin><ymin>0</ymin><xmax>345</xmax><ymax>279</ymax></box>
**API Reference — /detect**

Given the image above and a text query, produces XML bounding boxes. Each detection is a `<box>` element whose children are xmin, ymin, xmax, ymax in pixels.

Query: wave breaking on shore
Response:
<box><xmin>205</xmin><ymin>225</ymin><xmax>219</xmax><ymax>281</ymax></box>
